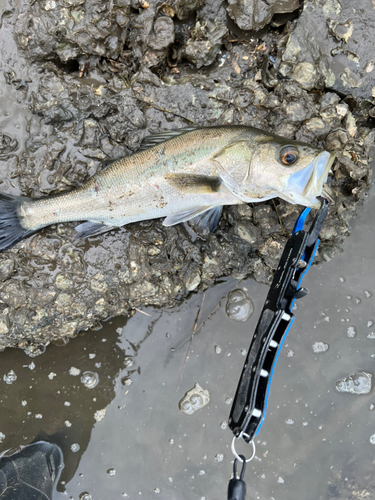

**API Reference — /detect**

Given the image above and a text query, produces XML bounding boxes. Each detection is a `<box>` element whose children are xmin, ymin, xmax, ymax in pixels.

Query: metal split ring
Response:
<box><xmin>231</xmin><ymin>434</ymin><xmax>256</xmax><ymax>463</ymax></box>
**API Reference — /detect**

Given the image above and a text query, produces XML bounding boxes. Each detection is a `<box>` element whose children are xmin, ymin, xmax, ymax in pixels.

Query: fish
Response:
<box><xmin>0</xmin><ymin>126</ymin><xmax>335</xmax><ymax>252</ymax></box>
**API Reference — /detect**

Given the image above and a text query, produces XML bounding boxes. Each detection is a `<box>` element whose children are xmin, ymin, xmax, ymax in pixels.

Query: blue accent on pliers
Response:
<box><xmin>229</xmin><ymin>198</ymin><xmax>330</xmax><ymax>443</ymax></box>
<box><xmin>292</xmin><ymin>207</ymin><xmax>311</xmax><ymax>235</ymax></box>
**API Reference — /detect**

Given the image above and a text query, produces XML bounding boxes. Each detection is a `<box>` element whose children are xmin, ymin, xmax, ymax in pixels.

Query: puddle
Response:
<box><xmin>0</xmin><ymin>187</ymin><xmax>374</xmax><ymax>499</ymax></box>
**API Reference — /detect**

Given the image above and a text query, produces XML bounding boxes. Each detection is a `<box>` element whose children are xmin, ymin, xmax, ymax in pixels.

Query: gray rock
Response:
<box><xmin>179</xmin><ymin>21</ymin><xmax>228</xmax><ymax>68</ymax></box>
<box><xmin>277</xmin><ymin>0</ymin><xmax>375</xmax><ymax>99</ymax></box>
<box><xmin>227</xmin><ymin>0</ymin><xmax>299</xmax><ymax>31</ymax></box>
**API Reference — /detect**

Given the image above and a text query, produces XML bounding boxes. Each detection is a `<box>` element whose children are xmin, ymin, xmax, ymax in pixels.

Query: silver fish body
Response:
<box><xmin>0</xmin><ymin>126</ymin><xmax>335</xmax><ymax>251</ymax></box>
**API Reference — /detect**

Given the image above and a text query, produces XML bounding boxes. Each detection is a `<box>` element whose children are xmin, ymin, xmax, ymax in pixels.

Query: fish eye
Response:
<box><xmin>280</xmin><ymin>146</ymin><xmax>299</xmax><ymax>166</ymax></box>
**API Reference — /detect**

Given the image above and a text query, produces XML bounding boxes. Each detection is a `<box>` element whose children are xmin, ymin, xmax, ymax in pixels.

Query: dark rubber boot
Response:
<box><xmin>0</xmin><ymin>441</ymin><xmax>63</xmax><ymax>500</ymax></box>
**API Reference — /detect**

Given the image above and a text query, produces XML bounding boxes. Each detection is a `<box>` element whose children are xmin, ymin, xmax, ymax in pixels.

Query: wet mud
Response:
<box><xmin>0</xmin><ymin>0</ymin><xmax>374</xmax><ymax>351</ymax></box>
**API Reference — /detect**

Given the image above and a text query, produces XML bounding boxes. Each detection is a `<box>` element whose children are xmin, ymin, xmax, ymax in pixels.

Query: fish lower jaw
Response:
<box><xmin>278</xmin><ymin>191</ymin><xmax>321</xmax><ymax>208</ymax></box>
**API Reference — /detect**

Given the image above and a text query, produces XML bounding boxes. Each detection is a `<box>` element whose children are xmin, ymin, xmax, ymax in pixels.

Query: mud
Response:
<box><xmin>0</xmin><ymin>0</ymin><xmax>374</xmax><ymax>351</ymax></box>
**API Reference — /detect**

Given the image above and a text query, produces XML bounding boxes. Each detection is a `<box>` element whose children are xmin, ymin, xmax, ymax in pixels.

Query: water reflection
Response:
<box><xmin>0</xmin><ymin>318</ymin><xmax>128</xmax><ymax>490</ymax></box>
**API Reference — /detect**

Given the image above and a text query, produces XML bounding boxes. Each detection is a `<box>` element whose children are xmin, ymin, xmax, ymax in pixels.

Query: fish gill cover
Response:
<box><xmin>0</xmin><ymin>0</ymin><xmax>373</xmax><ymax>353</ymax></box>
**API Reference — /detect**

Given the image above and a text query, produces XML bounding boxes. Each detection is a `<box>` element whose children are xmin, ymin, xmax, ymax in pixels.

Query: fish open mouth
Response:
<box><xmin>286</xmin><ymin>151</ymin><xmax>336</xmax><ymax>208</ymax></box>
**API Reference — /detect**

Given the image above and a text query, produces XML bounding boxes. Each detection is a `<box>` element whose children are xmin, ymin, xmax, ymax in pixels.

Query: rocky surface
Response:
<box><xmin>0</xmin><ymin>0</ymin><xmax>374</xmax><ymax>353</ymax></box>
<box><xmin>275</xmin><ymin>0</ymin><xmax>375</xmax><ymax>100</ymax></box>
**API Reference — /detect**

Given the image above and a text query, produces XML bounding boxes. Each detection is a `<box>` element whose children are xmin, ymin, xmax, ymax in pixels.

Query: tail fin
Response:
<box><xmin>0</xmin><ymin>192</ymin><xmax>36</xmax><ymax>252</ymax></box>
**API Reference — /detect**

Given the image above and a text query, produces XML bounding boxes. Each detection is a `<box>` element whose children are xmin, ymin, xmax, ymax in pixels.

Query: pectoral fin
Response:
<box><xmin>165</xmin><ymin>174</ymin><xmax>221</xmax><ymax>194</ymax></box>
<box><xmin>163</xmin><ymin>206</ymin><xmax>215</xmax><ymax>226</ymax></box>
<box><xmin>75</xmin><ymin>221</ymin><xmax>116</xmax><ymax>239</ymax></box>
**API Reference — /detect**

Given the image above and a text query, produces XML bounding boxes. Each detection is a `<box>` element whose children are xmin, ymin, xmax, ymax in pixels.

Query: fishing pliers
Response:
<box><xmin>229</xmin><ymin>198</ymin><xmax>329</xmax><ymax>444</ymax></box>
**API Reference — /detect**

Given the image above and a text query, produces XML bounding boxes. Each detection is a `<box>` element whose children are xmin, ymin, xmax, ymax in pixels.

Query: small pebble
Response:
<box><xmin>336</xmin><ymin>371</ymin><xmax>372</xmax><ymax>394</ymax></box>
<box><xmin>69</xmin><ymin>367</ymin><xmax>81</xmax><ymax>376</ymax></box>
<box><xmin>3</xmin><ymin>370</ymin><xmax>17</xmax><ymax>384</ymax></box>
<box><xmin>312</xmin><ymin>342</ymin><xmax>329</xmax><ymax>353</ymax></box>
<box><xmin>179</xmin><ymin>383</ymin><xmax>210</xmax><ymax>416</ymax></box>
<box><xmin>94</xmin><ymin>409</ymin><xmax>106</xmax><ymax>422</ymax></box>
<box><xmin>347</xmin><ymin>326</ymin><xmax>356</xmax><ymax>338</ymax></box>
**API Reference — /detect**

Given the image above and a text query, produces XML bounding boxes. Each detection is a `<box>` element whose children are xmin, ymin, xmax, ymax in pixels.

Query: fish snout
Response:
<box><xmin>285</xmin><ymin>151</ymin><xmax>336</xmax><ymax>207</ymax></box>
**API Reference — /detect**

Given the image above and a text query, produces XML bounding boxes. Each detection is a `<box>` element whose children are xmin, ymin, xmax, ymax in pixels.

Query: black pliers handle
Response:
<box><xmin>229</xmin><ymin>198</ymin><xmax>329</xmax><ymax>443</ymax></box>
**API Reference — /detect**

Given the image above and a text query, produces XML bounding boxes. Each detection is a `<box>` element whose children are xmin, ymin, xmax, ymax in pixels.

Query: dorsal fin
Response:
<box><xmin>138</xmin><ymin>128</ymin><xmax>200</xmax><ymax>151</ymax></box>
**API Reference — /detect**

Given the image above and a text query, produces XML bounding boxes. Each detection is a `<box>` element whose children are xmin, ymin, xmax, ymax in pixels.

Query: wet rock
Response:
<box><xmin>226</xmin><ymin>289</ymin><xmax>254</xmax><ymax>322</ymax></box>
<box><xmin>227</xmin><ymin>0</ymin><xmax>299</xmax><ymax>31</ymax></box>
<box><xmin>186</xmin><ymin>271</ymin><xmax>201</xmax><ymax>291</ymax></box>
<box><xmin>15</xmin><ymin>0</ymin><xmax>127</xmax><ymax>63</ymax></box>
<box><xmin>179</xmin><ymin>383</ymin><xmax>210</xmax><ymax>415</ymax></box>
<box><xmin>293</xmin><ymin>62</ymin><xmax>318</xmax><ymax>91</ymax></box>
<box><xmin>0</xmin><ymin>259</ymin><xmax>14</xmax><ymax>282</ymax></box>
<box><xmin>0</xmin><ymin>0</ymin><xmax>372</xmax><ymax>354</ymax></box>
<box><xmin>336</xmin><ymin>371</ymin><xmax>372</xmax><ymax>395</ymax></box>
<box><xmin>177</xmin><ymin>0</ymin><xmax>205</xmax><ymax>20</ymax></box>
<box><xmin>179</xmin><ymin>21</ymin><xmax>228</xmax><ymax>68</ymax></box>
<box><xmin>148</xmin><ymin>17</ymin><xmax>174</xmax><ymax>51</ymax></box>
<box><xmin>277</xmin><ymin>0</ymin><xmax>375</xmax><ymax>99</ymax></box>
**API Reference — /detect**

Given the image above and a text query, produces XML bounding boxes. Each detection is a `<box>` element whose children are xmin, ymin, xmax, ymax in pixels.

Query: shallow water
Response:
<box><xmin>0</xmin><ymin>188</ymin><xmax>374</xmax><ymax>500</ymax></box>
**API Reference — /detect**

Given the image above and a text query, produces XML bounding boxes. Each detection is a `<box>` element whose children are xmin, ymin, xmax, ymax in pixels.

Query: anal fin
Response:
<box><xmin>189</xmin><ymin>206</ymin><xmax>223</xmax><ymax>234</ymax></box>
<box><xmin>75</xmin><ymin>221</ymin><xmax>117</xmax><ymax>239</ymax></box>
<box><xmin>163</xmin><ymin>206</ymin><xmax>213</xmax><ymax>227</ymax></box>
<box><xmin>163</xmin><ymin>205</ymin><xmax>223</xmax><ymax>231</ymax></box>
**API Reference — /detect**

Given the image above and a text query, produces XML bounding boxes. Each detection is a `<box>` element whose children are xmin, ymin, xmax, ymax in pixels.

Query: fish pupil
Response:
<box><xmin>280</xmin><ymin>147</ymin><xmax>299</xmax><ymax>165</ymax></box>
